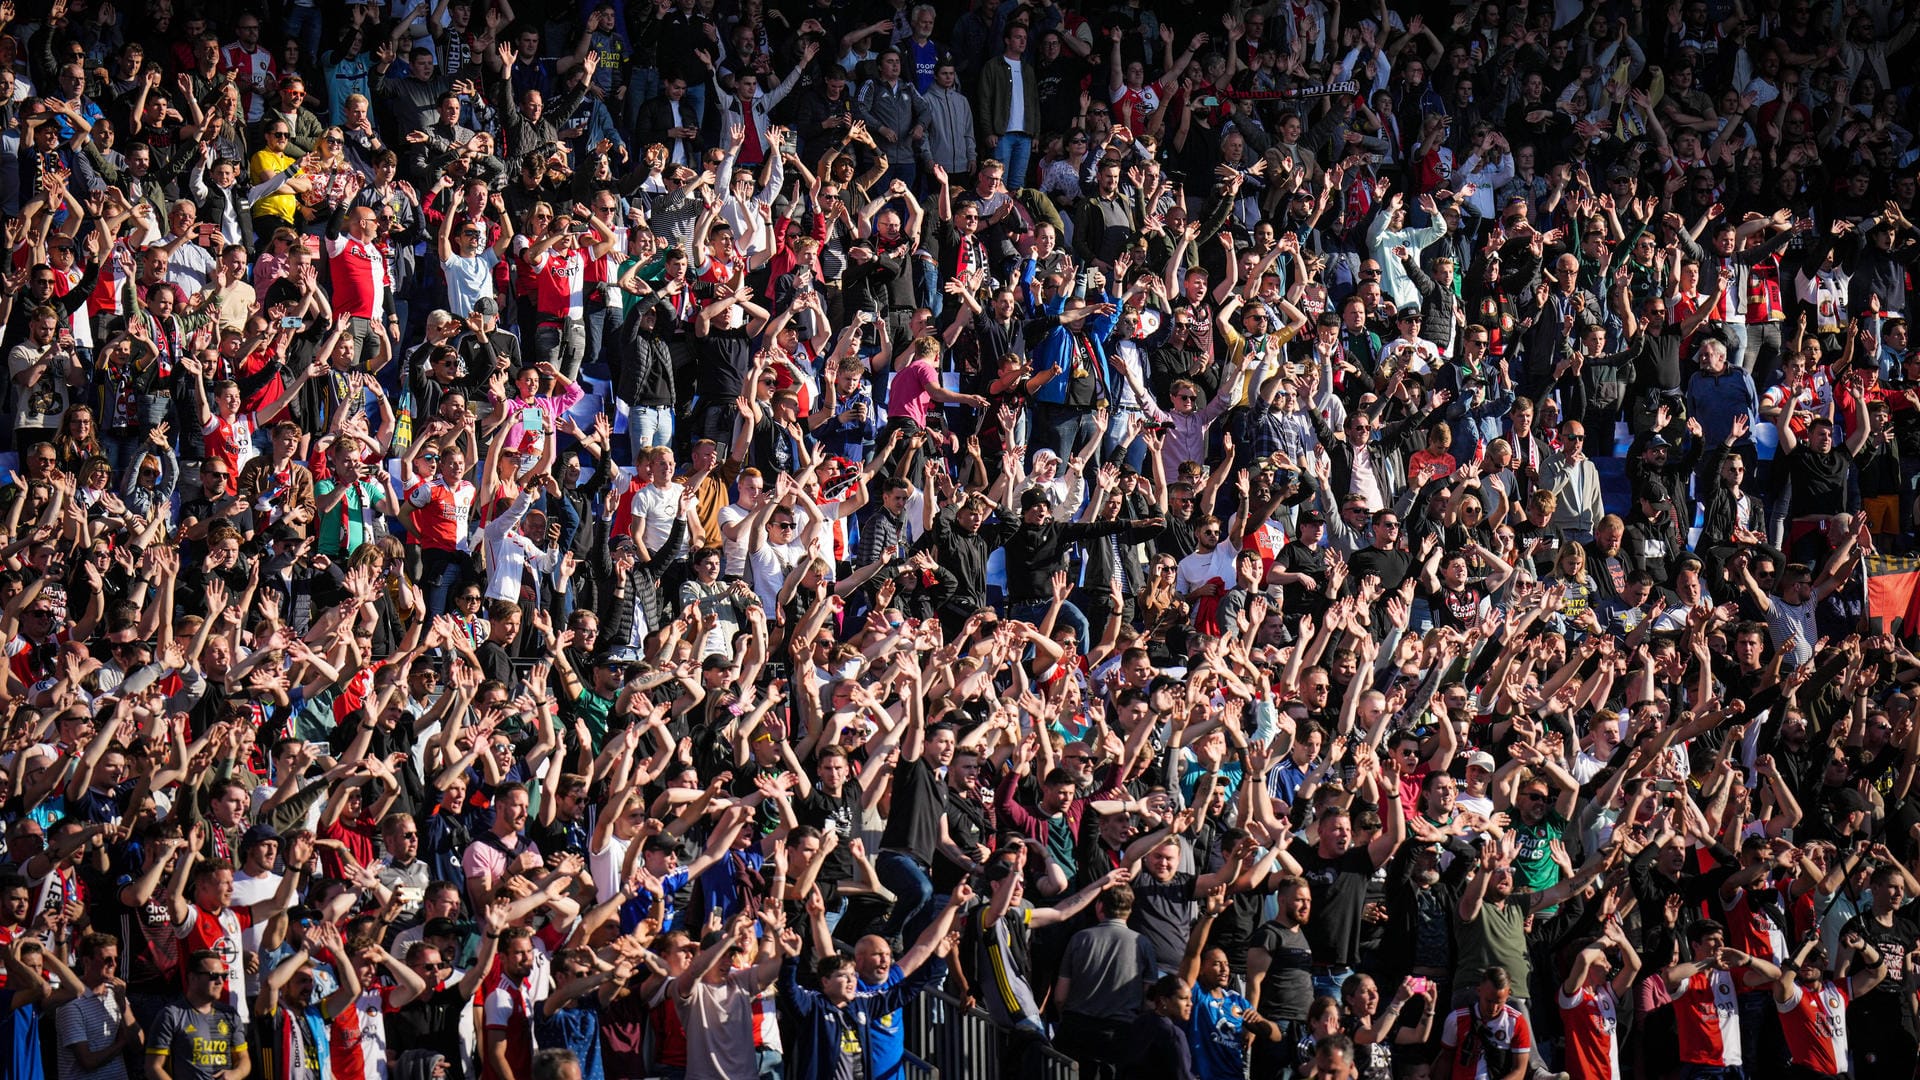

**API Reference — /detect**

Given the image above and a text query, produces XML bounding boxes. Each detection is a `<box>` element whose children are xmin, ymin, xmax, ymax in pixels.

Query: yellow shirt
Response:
<box><xmin>250</xmin><ymin>149</ymin><xmax>298</xmax><ymax>222</ymax></box>
<box><xmin>1221</xmin><ymin>323</ymin><xmax>1299</xmax><ymax>407</ymax></box>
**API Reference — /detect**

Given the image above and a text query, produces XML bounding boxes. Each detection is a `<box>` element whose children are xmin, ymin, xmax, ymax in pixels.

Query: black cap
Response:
<box><xmin>1298</xmin><ymin>510</ymin><xmax>1327</xmax><ymax>527</ymax></box>
<box><xmin>240</xmin><ymin>823</ymin><xmax>280</xmax><ymax>853</ymax></box>
<box><xmin>1641</xmin><ymin>479</ymin><xmax>1669</xmax><ymax>502</ymax></box>
<box><xmin>422</xmin><ymin>917</ymin><xmax>464</xmax><ymax>940</ymax></box>
<box><xmin>1020</xmin><ymin>487</ymin><xmax>1051</xmax><ymax>511</ymax></box>
<box><xmin>1395</xmin><ymin>303</ymin><xmax>1422</xmax><ymax>320</ymax></box>
<box><xmin>471</xmin><ymin>296</ymin><xmax>500</xmax><ymax>317</ymax></box>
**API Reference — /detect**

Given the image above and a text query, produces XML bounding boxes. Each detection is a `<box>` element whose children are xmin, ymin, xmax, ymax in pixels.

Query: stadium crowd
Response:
<box><xmin>4</xmin><ymin>1</ymin><xmax>1920</xmax><ymax>1080</ymax></box>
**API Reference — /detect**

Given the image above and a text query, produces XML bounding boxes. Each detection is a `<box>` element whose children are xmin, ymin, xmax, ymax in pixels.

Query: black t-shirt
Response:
<box><xmin>794</xmin><ymin>784</ymin><xmax>861</xmax><ymax>886</ymax></box>
<box><xmin>1288</xmin><ymin>839</ymin><xmax>1379</xmax><ymax>968</ymax></box>
<box><xmin>1840</xmin><ymin>909</ymin><xmax>1920</xmax><ymax>1027</ymax></box>
<box><xmin>1128</xmin><ymin>870</ymin><xmax>1198</xmax><ymax>973</ymax></box>
<box><xmin>696</xmin><ymin>326</ymin><xmax>755</xmax><ymax>404</ymax></box>
<box><xmin>1783</xmin><ymin>443</ymin><xmax>1853</xmax><ymax>516</ymax></box>
<box><xmin>1211</xmin><ymin>878</ymin><xmax>1273</xmax><ymax>975</ymax></box>
<box><xmin>387</xmin><ymin>985</ymin><xmax>473</xmax><ymax>1080</ymax></box>
<box><xmin>1275</xmin><ymin>540</ymin><xmax>1327</xmax><ymax>615</ymax></box>
<box><xmin>1512</xmin><ymin>519</ymin><xmax>1566</xmax><ymax>576</ymax></box>
<box><xmin>1346</xmin><ymin>546</ymin><xmax>1412</xmax><ymax>593</ymax></box>
<box><xmin>877</xmin><ymin>755</ymin><xmax>947</xmax><ymax>864</ymax></box>
<box><xmin>1249</xmin><ymin>918</ymin><xmax>1315</xmax><ymax>1021</ymax></box>
<box><xmin>934</xmin><ymin>790</ymin><xmax>991</xmax><ymax>893</ymax></box>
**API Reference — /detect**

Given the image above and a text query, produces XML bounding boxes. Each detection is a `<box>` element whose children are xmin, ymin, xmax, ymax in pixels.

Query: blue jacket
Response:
<box><xmin>781</xmin><ymin>957</ymin><xmax>948</xmax><ymax>1080</ymax></box>
<box><xmin>1031</xmin><ymin>291</ymin><xmax>1119</xmax><ymax>406</ymax></box>
<box><xmin>1686</xmin><ymin>365</ymin><xmax>1760</xmax><ymax>450</ymax></box>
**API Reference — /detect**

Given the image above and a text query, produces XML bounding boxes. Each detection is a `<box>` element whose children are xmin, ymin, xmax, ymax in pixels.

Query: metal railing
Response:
<box><xmin>903</xmin><ymin>989</ymin><xmax>1079</xmax><ymax>1080</ymax></box>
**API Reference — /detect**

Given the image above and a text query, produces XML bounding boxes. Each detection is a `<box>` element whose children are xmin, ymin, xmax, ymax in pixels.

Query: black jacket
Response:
<box><xmin>1002</xmin><ymin>518</ymin><xmax>1131</xmax><ymax>603</ymax></box>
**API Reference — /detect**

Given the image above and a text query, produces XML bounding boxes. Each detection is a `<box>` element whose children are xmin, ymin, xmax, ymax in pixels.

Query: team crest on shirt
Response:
<box><xmin>216</xmin><ymin>1020</ymin><xmax>230</xmax><ymax>1035</ymax></box>
<box><xmin>1229</xmin><ymin>1005</ymin><xmax>1243</xmax><ymax>1017</ymax></box>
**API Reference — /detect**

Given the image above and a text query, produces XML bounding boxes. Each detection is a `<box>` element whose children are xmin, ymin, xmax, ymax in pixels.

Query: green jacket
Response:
<box><xmin>976</xmin><ymin>54</ymin><xmax>1041</xmax><ymax>141</ymax></box>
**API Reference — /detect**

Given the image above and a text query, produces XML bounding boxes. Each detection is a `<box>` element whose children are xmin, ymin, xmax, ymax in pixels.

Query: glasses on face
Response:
<box><xmin>771</xmin><ymin>520</ymin><xmax>797</xmax><ymax>531</ymax></box>
<box><xmin>1173</xmin><ymin>393</ymin><xmax>1196</xmax><ymax>402</ymax></box>
<box><xmin>459</xmin><ymin>593</ymin><xmax>482</xmax><ymax>603</ymax></box>
<box><xmin>1375</xmin><ymin>521</ymin><xmax>1401</xmax><ymax>530</ymax></box>
<box><xmin>269</xmin><ymin>130</ymin><xmax>289</xmax><ymax>139</ymax></box>
<box><xmin>25</xmin><ymin>609</ymin><xmax>53</xmax><ymax>619</ymax></box>
<box><xmin>1563</xmin><ymin>434</ymin><xmax>1585</xmax><ymax>443</ymax></box>
<box><xmin>1521</xmin><ymin>791</ymin><xmax>1551</xmax><ymax>802</ymax></box>
<box><xmin>195</xmin><ymin>968</ymin><xmax>231</xmax><ymax>980</ymax></box>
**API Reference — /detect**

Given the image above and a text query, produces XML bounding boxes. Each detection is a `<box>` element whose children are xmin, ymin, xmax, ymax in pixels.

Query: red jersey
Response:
<box><xmin>1440</xmin><ymin>1002</ymin><xmax>1532</xmax><ymax>1080</ymax></box>
<box><xmin>202</xmin><ymin>413</ymin><xmax>259</xmax><ymax>493</ymax></box>
<box><xmin>530</xmin><ymin>247</ymin><xmax>585</xmax><ymax>321</ymax></box>
<box><xmin>1724</xmin><ymin>887</ymin><xmax>1788</xmax><ymax>982</ymax></box>
<box><xmin>1673</xmin><ymin>968</ymin><xmax>1742</xmax><ymax>1066</ymax></box>
<box><xmin>220</xmin><ymin>43</ymin><xmax>278</xmax><ymax>122</ymax></box>
<box><xmin>480</xmin><ymin>967</ymin><xmax>535</xmax><ymax>1080</ymax></box>
<box><xmin>325</xmin><ymin>231</ymin><xmax>387</xmax><ymax>320</ymax></box>
<box><xmin>1556</xmin><ymin>984</ymin><xmax>1621</xmax><ymax>1080</ymax></box>
<box><xmin>176</xmin><ymin>902</ymin><xmax>253</xmax><ymax>1020</ymax></box>
<box><xmin>1777</xmin><ymin>979</ymin><xmax>1851</xmax><ymax>1077</ymax></box>
<box><xmin>406</xmin><ymin>476</ymin><xmax>477</xmax><ymax>552</ymax></box>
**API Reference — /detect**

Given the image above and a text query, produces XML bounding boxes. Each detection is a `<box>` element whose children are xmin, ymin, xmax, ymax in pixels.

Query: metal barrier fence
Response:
<box><xmin>901</xmin><ymin>1051</ymin><xmax>939</xmax><ymax>1080</ymax></box>
<box><xmin>903</xmin><ymin>988</ymin><xmax>1080</xmax><ymax>1080</ymax></box>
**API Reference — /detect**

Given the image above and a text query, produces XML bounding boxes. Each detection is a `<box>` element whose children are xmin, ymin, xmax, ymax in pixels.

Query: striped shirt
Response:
<box><xmin>56</xmin><ymin>987</ymin><xmax>129</xmax><ymax>1080</ymax></box>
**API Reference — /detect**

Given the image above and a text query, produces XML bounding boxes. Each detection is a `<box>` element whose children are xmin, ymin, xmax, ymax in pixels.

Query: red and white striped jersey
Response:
<box><xmin>1674</xmin><ymin>968</ymin><xmax>1742</xmax><ymax>1066</ymax></box>
<box><xmin>1777</xmin><ymin>979</ymin><xmax>1850</xmax><ymax>1077</ymax></box>
<box><xmin>1556</xmin><ymin>984</ymin><xmax>1620</xmax><ymax>1080</ymax></box>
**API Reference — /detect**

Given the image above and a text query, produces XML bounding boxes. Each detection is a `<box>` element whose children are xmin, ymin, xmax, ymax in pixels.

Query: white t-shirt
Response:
<box><xmin>719</xmin><ymin>503</ymin><xmax>754</xmax><ymax>576</ymax></box>
<box><xmin>1005</xmin><ymin>58</ymin><xmax>1026</xmax><ymax>133</ymax></box>
<box><xmin>1176</xmin><ymin>542</ymin><xmax>1239</xmax><ymax>597</ymax></box>
<box><xmin>442</xmin><ymin>250</ymin><xmax>500</xmax><ymax>318</ymax></box>
<box><xmin>748</xmin><ymin>539</ymin><xmax>809</xmax><ymax>611</ymax></box>
<box><xmin>629</xmin><ymin>481</ymin><xmax>683</xmax><ymax>553</ymax></box>
<box><xmin>231</xmin><ymin>870</ymin><xmax>281</xmax><ymax>1000</ymax></box>
<box><xmin>591</xmin><ymin>832</ymin><xmax>629</xmax><ymax>905</ymax></box>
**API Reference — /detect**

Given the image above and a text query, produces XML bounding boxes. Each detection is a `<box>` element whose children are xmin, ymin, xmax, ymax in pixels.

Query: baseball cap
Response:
<box><xmin>471</xmin><ymin>296</ymin><xmax>500</xmax><ymax>317</ymax></box>
<box><xmin>1464</xmin><ymin>750</ymin><xmax>1496</xmax><ymax>772</ymax></box>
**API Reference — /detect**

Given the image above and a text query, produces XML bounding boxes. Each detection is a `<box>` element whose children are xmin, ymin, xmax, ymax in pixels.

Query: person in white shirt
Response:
<box><xmin>628</xmin><ymin>446</ymin><xmax>686</xmax><ymax>558</ymax></box>
<box><xmin>718</xmin><ymin>468</ymin><xmax>769</xmax><ymax>577</ymax></box>
<box><xmin>469</xmin><ymin>487</ymin><xmax>561</xmax><ymax>604</ymax></box>
<box><xmin>1176</xmin><ymin>516</ymin><xmax>1240</xmax><ymax>600</ymax></box>
<box><xmin>745</xmin><ymin>476</ymin><xmax>823</xmax><ymax>611</ymax></box>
